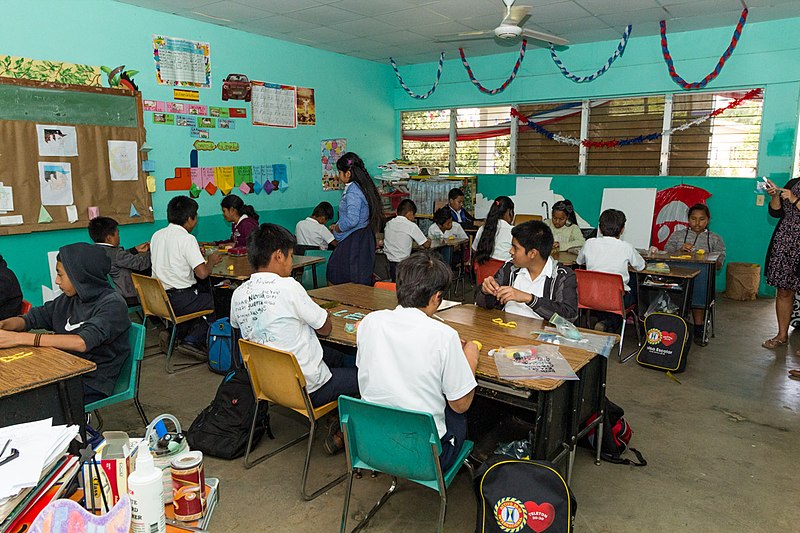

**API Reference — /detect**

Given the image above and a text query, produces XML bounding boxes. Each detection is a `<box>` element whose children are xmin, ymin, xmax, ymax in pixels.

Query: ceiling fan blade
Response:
<box><xmin>520</xmin><ymin>28</ymin><xmax>569</xmax><ymax>46</ymax></box>
<box><xmin>434</xmin><ymin>30</ymin><xmax>495</xmax><ymax>43</ymax></box>
<box><xmin>502</xmin><ymin>5</ymin><xmax>531</xmax><ymax>26</ymax></box>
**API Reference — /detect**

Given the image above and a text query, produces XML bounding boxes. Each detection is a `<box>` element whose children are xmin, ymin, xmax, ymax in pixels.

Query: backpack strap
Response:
<box><xmin>601</xmin><ymin>448</ymin><xmax>647</xmax><ymax>467</ymax></box>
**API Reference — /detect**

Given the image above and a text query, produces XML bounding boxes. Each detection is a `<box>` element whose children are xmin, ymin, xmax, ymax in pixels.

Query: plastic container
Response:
<box><xmin>129</xmin><ymin>450</ymin><xmax>166</xmax><ymax>533</ymax></box>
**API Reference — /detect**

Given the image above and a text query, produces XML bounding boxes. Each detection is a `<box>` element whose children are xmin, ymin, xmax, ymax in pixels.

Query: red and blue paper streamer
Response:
<box><xmin>550</xmin><ymin>25</ymin><xmax>632</xmax><ymax>83</ymax></box>
<box><xmin>389</xmin><ymin>53</ymin><xmax>445</xmax><ymax>99</ymax></box>
<box><xmin>459</xmin><ymin>40</ymin><xmax>527</xmax><ymax>95</ymax></box>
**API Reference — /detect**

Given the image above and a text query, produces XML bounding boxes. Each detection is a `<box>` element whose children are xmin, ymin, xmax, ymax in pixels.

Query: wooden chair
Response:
<box><xmin>130</xmin><ymin>273</ymin><xmax>213</xmax><ymax>374</ymax></box>
<box><xmin>238</xmin><ymin>339</ymin><xmax>346</xmax><ymax>501</ymax></box>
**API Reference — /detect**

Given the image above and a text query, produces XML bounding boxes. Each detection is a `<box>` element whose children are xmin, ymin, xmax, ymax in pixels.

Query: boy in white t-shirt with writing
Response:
<box><xmin>383</xmin><ymin>199</ymin><xmax>430</xmax><ymax>281</ymax></box>
<box><xmin>295</xmin><ymin>202</ymin><xmax>337</xmax><ymax>252</ymax></box>
<box><xmin>356</xmin><ymin>252</ymin><xmax>479</xmax><ymax>471</ymax></box>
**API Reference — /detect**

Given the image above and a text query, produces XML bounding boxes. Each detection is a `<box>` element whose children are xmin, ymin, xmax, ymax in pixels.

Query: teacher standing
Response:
<box><xmin>327</xmin><ymin>152</ymin><xmax>383</xmax><ymax>286</ymax></box>
<box><xmin>762</xmin><ymin>177</ymin><xmax>800</xmax><ymax>375</ymax></box>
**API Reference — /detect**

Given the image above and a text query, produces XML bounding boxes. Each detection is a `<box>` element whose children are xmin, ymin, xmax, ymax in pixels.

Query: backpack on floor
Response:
<box><xmin>207</xmin><ymin>318</ymin><xmax>241</xmax><ymax>374</ymax></box>
<box><xmin>636</xmin><ymin>312</ymin><xmax>691</xmax><ymax>373</ymax></box>
<box><xmin>475</xmin><ymin>455</ymin><xmax>577</xmax><ymax>533</ymax></box>
<box><xmin>186</xmin><ymin>368</ymin><xmax>272</xmax><ymax>459</ymax></box>
<box><xmin>579</xmin><ymin>398</ymin><xmax>646</xmax><ymax>466</ymax></box>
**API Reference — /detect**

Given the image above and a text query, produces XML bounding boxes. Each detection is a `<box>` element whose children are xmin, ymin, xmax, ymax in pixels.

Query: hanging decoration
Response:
<box><xmin>389</xmin><ymin>53</ymin><xmax>445</xmax><ymax>99</ymax></box>
<box><xmin>510</xmin><ymin>88</ymin><xmax>762</xmax><ymax>148</ymax></box>
<box><xmin>549</xmin><ymin>25</ymin><xmax>632</xmax><ymax>83</ymax></box>
<box><xmin>459</xmin><ymin>40</ymin><xmax>527</xmax><ymax>95</ymax></box>
<box><xmin>660</xmin><ymin>7</ymin><xmax>748</xmax><ymax>90</ymax></box>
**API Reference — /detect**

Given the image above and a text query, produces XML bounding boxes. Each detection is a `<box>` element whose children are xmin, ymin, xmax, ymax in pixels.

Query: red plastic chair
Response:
<box><xmin>374</xmin><ymin>282</ymin><xmax>396</xmax><ymax>292</ymax></box>
<box><xmin>574</xmin><ymin>270</ymin><xmax>641</xmax><ymax>363</ymax></box>
<box><xmin>20</xmin><ymin>300</ymin><xmax>32</xmax><ymax>314</ymax></box>
<box><xmin>474</xmin><ymin>259</ymin><xmax>505</xmax><ymax>287</ymax></box>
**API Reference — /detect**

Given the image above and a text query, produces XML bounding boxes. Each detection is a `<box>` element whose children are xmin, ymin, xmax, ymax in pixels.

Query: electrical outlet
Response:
<box><xmin>756</xmin><ymin>195</ymin><xmax>765</xmax><ymax>206</ymax></box>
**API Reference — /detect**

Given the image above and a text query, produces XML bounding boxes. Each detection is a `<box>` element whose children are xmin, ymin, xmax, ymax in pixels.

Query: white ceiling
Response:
<box><xmin>116</xmin><ymin>0</ymin><xmax>800</xmax><ymax>64</ymax></box>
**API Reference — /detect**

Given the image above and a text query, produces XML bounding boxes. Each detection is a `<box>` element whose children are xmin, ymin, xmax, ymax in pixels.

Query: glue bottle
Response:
<box><xmin>128</xmin><ymin>449</ymin><xmax>166</xmax><ymax>533</ymax></box>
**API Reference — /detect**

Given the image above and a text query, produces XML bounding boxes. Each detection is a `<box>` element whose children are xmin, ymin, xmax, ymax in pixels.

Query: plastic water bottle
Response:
<box><xmin>129</xmin><ymin>450</ymin><xmax>166</xmax><ymax>533</ymax></box>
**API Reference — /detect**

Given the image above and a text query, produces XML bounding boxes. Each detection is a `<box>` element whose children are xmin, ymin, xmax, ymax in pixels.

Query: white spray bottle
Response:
<box><xmin>128</xmin><ymin>449</ymin><xmax>166</xmax><ymax>533</ymax></box>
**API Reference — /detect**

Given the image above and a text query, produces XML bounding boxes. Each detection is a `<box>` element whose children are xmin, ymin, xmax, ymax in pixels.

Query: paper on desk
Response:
<box><xmin>437</xmin><ymin>299</ymin><xmax>460</xmax><ymax>311</ymax></box>
<box><xmin>489</xmin><ymin>344</ymin><xmax>578</xmax><ymax>381</ymax></box>
<box><xmin>535</xmin><ymin>326</ymin><xmax>617</xmax><ymax>358</ymax></box>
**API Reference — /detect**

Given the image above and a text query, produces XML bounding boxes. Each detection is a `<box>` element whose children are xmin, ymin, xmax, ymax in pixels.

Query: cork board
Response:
<box><xmin>0</xmin><ymin>77</ymin><xmax>152</xmax><ymax>235</ymax></box>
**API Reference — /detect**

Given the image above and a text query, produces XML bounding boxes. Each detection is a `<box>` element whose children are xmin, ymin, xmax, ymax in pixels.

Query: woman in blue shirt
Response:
<box><xmin>328</xmin><ymin>152</ymin><xmax>383</xmax><ymax>285</ymax></box>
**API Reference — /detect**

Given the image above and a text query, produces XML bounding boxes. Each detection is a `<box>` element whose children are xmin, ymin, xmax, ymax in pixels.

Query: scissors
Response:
<box><xmin>492</xmin><ymin>317</ymin><xmax>517</xmax><ymax>329</ymax></box>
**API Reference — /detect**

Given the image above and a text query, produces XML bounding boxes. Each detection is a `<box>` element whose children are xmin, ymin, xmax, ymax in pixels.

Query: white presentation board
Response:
<box><xmin>599</xmin><ymin>188</ymin><xmax>656</xmax><ymax>249</ymax></box>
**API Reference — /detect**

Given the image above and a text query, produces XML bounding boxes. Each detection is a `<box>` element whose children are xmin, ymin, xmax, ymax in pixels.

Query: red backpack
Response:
<box><xmin>581</xmin><ymin>398</ymin><xmax>646</xmax><ymax>466</ymax></box>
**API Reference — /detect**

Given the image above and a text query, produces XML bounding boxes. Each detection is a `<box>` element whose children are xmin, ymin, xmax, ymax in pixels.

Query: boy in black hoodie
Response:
<box><xmin>0</xmin><ymin>254</ymin><xmax>23</xmax><ymax>320</ymax></box>
<box><xmin>0</xmin><ymin>243</ymin><xmax>131</xmax><ymax>404</ymax></box>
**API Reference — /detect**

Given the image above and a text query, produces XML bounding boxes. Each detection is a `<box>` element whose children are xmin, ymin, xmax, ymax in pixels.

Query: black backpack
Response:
<box><xmin>579</xmin><ymin>398</ymin><xmax>646</xmax><ymax>466</ymax></box>
<box><xmin>475</xmin><ymin>455</ymin><xmax>576</xmax><ymax>533</ymax></box>
<box><xmin>636</xmin><ymin>312</ymin><xmax>691</xmax><ymax>373</ymax></box>
<box><xmin>186</xmin><ymin>368</ymin><xmax>272</xmax><ymax>459</ymax></box>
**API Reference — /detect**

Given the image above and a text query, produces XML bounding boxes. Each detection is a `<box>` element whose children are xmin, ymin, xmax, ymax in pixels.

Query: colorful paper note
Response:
<box><xmin>252</xmin><ymin>180</ymin><xmax>262</xmax><ymax>195</ymax></box>
<box><xmin>189</xmin><ymin>183</ymin><xmax>201</xmax><ymax>198</ymax></box>
<box><xmin>142</xmin><ymin>159</ymin><xmax>156</xmax><ymax>172</ymax></box>
<box><xmin>88</xmin><ymin>206</ymin><xmax>99</xmax><ymax>220</ymax></box>
<box><xmin>238</xmin><ymin>182</ymin><xmax>252</xmax><ymax>195</ymax></box>
<box><xmin>205</xmin><ymin>182</ymin><xmax>218</xmax><ymax>196</ymax></box>
<box><xmin>130</xmin><ymin>203</ymin><xmax>140</xmax><ymax>217</ymax></box>
<box><xmin>210</xmin><ymin>107</ymin><xmax>229</xmax><ymax>118</ymax></box>
<box><xmin>201</xmin><ymin>167</ymin><xmax>215</xmax><ymax>188</ymax></box>
<box><xmin>273</xmin><ymin>164</ymin><xmax>288</xmax><ymax>191</ymax></box>
<box><xmin>66</xmin><ymin>205</ymin><xmax>78</xmax><ymax>223</ymax></box>
<box><xmin>233</xmin><ymin>166</ymin><xmax>253</xmax><ymax>186</ymax></box>
<box><xmin>214</xmin><ymin>167</ymin><xmax>234</xmax><ymax>195</ymax></box>
<box><xmin>152</xmin><ymin>113</ymin><xmax>174</xmax><ymax>125</ymax></box>
<box><xmin>165</xmin><ymin>168</ymin><xmax>191</xmax><ymax>191</ymax></box>
<box><xmin>263</xmin><ymin>179</ymin><xmax>275</xmax><ymax>195</ymax></box>
<box><xmin>229</xmin><ymin>108</ymin><xmax>246</xmax><ymax>118</ymax></box>
<box><xmin>146</xmin><ymin>175</ymin><xmax>156</xmax><ymax>193</ymax></box>
<box><xmin>190</xmin><ymin>168</ymin><xmax>203</xmax><ymax>188</ymax></box>
<box><xmin>38</xmin><ymin>205</ymin><xmax>52</xmax><ymax>223</ymax></box>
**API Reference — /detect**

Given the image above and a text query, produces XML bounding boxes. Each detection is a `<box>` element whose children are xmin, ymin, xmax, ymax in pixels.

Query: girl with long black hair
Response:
<box><xmin>215</xmin><ymin>194</ymin><xmax>260</xmax><ymax>249</ymax></box>
<box><xmin>546</xmin><ymin>199</ymin><xmax>585</xmax><ymax>253</ymax></box>
<box><xmin>473</xmin><ymin>196</ymin><xmax>515</xmax><ymax>264</ymax></box>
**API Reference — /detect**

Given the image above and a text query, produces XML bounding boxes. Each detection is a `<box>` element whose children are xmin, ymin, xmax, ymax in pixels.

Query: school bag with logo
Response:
<box><xmin>636</xmin><ymin>311</ymin><xmax>691</xmax><ymax>373</ymax></box>
<box><xmin>207</xmin><ymin>317</ymin><xmax>241</xmax><ymax>374</ymax></box>
<box><xmin>579</xmin><ymin>398</ymin><xmax>646</xmax><ymax>466</ymax></box>
<box><xmin>475</xmin><ymin>455</ymin><xmax>576</xmax><ymax>533</ymax></box>
<box><xmin>186</xmin><ymin>368</ymin><xmax>272</xmax><ymax>459</ymax></box>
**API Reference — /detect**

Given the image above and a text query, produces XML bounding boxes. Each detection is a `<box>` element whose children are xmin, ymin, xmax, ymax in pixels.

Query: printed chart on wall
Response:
<box><xmin>251</xmin><ymin>81</ymin><xmax>296</xmax><ymax>128</ymax></box>
<box><xmin>153</xmin><ymin>35</ymin><xmax>211</xmax><ymax>88</ymax></box>
<box><xmin>321</xmin><ymin>139</ymin><xmax>346</xmax><ymax>191</ymax></box>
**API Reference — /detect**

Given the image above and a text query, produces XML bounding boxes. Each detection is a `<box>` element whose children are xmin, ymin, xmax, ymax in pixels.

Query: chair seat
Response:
<box><xmin>287</xmin><ymin>399</ymin><xmax>338</xmax><ymax>420</ymax></box>
<box><xmin>85</xmin><ymin>391</ymin><xmax>134</xmax><ymax>412</ymax></box>
<box><xmin>174</xmin><ymin>308</ymin><xmax>214</xmax><ymax>324</ymax></box>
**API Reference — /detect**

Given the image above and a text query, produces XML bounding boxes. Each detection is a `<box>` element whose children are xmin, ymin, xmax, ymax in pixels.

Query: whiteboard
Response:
<box><xmin>599</xmin><ymin>188</ymin><xmax>656</xmax><ymax>249</ymax></box>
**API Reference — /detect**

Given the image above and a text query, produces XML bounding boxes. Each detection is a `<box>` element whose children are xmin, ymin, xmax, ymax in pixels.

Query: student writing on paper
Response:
<box><xmin>545</xmin><ymin>200</ymin><xmax>585</xmax><ymax>253</ymax></box>
<box><xmin>88</xmin><ymin>217</ymin><xmax>151</xmax><ymax>306</ymax></box>
<box><xmin>295</xmin><ymin>202</ymin><xmax>337</xmax><ymax>253</ymax></box>
<box><xmin>0</xmin><ymin>254</ymin><xmax>22</xmax><ymax>320</ymax></box>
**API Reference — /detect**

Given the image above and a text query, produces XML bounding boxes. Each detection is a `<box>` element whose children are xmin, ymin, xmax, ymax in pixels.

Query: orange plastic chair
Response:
<box><xmin>474</xmin><ymin>259</ymin><xmax>505</xmax><ymax>287</ymax></box>
<box><xmin>374</xmin><ymin>282</ymin><xmax>396</xmax><ymax>292</ymax></box>
<box><xmin>574</xmin><ymin>269</ymin><xmax>641</xmax><ymax>363</ymax></box>
<box><xmin>20</xmin><ymin>300</ymin><xmax>32</xmax><ymax>314</ymax></box>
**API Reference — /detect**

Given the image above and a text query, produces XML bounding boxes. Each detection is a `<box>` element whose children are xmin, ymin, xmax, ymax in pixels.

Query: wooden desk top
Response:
<box><xmin>308</xmin><ymin>283</ymin><xmax>397</xmax><ymax>311</ymax></box>
<box><xmin>211</xmin><ymin>254</ymin><xmax>324</xmax><ymax>281</ymax></box>
<box><xmin>430</xmin><ymin>237</ymin><xmax>468</xmax><ymax>250</ymax></box>
<box><xmin>640</xmin><ymin>250</ymin><xmax>720</xmax><ymax>264</ymax></box>
<box><xmin>635</xmin><ymin>265</ymin><xmax>701</xmax><ymax>279</ymax></box>
<box><xmin>0</xmin><ymin>346</ymin><xmax>95</xmax><ymax>398</ymax></box>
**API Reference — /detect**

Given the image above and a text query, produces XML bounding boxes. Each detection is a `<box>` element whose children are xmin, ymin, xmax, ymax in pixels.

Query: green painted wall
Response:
<box><xmin>0</xmin><ymin>0</ymin><xmax>394</xmax><ymax>304</ymax></box>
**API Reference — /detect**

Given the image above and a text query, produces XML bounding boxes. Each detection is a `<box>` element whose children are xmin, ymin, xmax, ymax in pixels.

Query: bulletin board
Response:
<box><xmin>0</xmin><ymin>77</ymin><xmax>153</xmax><ymax>235</ymax></box>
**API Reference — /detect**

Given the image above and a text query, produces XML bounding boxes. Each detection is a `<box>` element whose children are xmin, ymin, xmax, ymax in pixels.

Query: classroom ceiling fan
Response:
<box><xmin>434</xmin><ymin>0</ymin><xmax>569</xmax><ymax>46</ymax></box>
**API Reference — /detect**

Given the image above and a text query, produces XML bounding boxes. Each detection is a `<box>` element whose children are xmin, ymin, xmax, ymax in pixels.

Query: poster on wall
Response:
<box><xmin>296</xmin><ymin>87</ymin><xmax>316</xmax><ymax>126</ymax></box>
<box><xmin>36</xmin><ymin>125</ymin><xmax>78</xmax><ymax>157</ymax></box>
<box><xmin>152</xmin><ymin>35</ymin><xmax>211</xmax><ymax>88</ymax></box>
<box><xmin>321</xmin><ymin>139</ymin><xmax>346</xmax><ymax>191</ymax></box>
<box><xmin>38</xmin><ymin>162</ymin><xmax>74</xmax><ymax>206</ymax></box>
<box><xmin>108</xmin><ymin>140</ymin><xmax>139</xmax><ymax>181</ymax></box>
<box><xmin>251</xmin><ymin>81</ymin><xmax>296</xmax><ymax>128</ymax></box>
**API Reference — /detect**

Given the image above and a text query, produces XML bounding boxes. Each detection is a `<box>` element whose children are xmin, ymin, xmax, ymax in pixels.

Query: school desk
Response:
<box><xmin>308</xmin><ymin>283</ymin><xmax>397</xmax><ymax>311</ymax></box>
<box><xmin>429</xmin><ymin>237</ymin><xmax>469</xmax><ymax>250</ymax></box>
<box><xmin>210</xmin><ymin>254</ymin><xmax>325</xmax><ymax>287</ymax></box>
<box><xmin>554</xmin><ymin>251</ymin><xmax>578</xmax><ymax>266</ymax></box>
<box><xmin>0</xmin><ymin>346</ymin><xmax>95</xmax><ymax>442</ymax></box>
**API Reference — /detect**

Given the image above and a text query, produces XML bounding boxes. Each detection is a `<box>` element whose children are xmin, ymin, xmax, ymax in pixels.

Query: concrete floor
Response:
<box><xmin>98</xmin><ymin>295</ymin><xmax>800</xmax><ymax>532</ymax></box>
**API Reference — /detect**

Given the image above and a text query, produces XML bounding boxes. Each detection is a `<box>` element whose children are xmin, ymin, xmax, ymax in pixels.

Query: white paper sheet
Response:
<box><xmin>38</xmin><ymin>162</ymin><xmax>74</xmax><ymax>206</ymax></box>
<box><xmin>0</xmin><ymin>215</ymin><xmax>23</xmax><ymax>225</ymax></box>
<box><xmin>36</xmin><ymin>125</ymin><xmax>78</xmax><ymax>157</ymax></box>
<box><xmin>108</xmin><ymin>140</ymin><xmax>139</xmax><ymax>181</ymax></box>
<box><xmin>0</xmin><ymin>185</ymin><xmax>13</xmax><ymax>212</ymax></box>
<box><xmin>66</xmin><ymin>205</ymin><xmax>78</xmax><ymax>223</ymax></box>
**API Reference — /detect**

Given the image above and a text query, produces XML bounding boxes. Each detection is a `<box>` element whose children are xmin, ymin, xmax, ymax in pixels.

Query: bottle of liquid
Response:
<box><xmin>128</xmin><ymin>449</ymin><xmax>166</xmax><ymax>533</ymax></box>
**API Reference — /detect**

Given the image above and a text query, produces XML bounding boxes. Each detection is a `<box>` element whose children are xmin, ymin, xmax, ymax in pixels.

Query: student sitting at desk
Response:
<box><xmin>476</xmin><ymin>221</ymin><xmax>578</xmax><ymax>322</ymax></box>
<box><xmin>473</xmin><ymin>196</ymin><xmax>515</xmax><ymax>264</ymax></box>
<box><xmin>429</xmin><ymin>206</ymin><xmax>468</xmax><ymax>241</ymax></box>
<box><xmin>0</xmin><ymin>254</ymin><xmax>22</xmax><ymax>320</ymax></box>
<box><xmin>0</xmin><ymin>243</ymin><xmax>131</xmax><ymax>404</ymax></box>
<box><xmin>664</xmin><ymin>203</ymin><xmax>725</xmax><ymax>346</ymax></box>
<box><xmin>577</xmin><ymin>209</ymin><xmax>645</xmax><ymax>332</ymax></box>
<box><xmin>88</xmin><ymin>216</ymin><xmax>151</xmax><ymax>306</ymax></box>
<box><xmin>383</xmin><ymin>199</ymin><xmax>430</xmax><ymax>281</ymax></box>
<box><xmin>545</xmin><ymin>200</ymin><xmax>585</xmax><ymax>253</ymax></box>
<box><xmin>448</xmin><ymin>187</ymin><xmax>474</xmax><ymax>229</ymax></box>
<box><xmin>230</xmin><ymin>223</ymin><xmax>358</xmax><ymax>454</ymax></box>
<box><xmin>356</xmin><ymin>252</ymin><xmax>479</xmax><ymax>471</ymax></box>
<box><xmin>214</xmin><ymin>194</ymin><xmax>260</xmax><ymax>249</ymax></box>
<box><xmin>295</xmin><ymin>201</ymin><xmax>337</xmax><ymax>252</ymax></box>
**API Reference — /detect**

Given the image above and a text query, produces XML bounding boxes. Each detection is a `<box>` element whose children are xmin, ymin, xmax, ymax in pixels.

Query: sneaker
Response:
<box><xmin>176</xmin><ymin>341</ymin><xmax>208</xmax><ymax>360</ymax></box>
<box><xmin>594</xmin><ymin>321</ymin><xmax>608</xmax><ymax>332</ymax></box>
<box><xmin>159</xmin><ymin>330</ymin><xmax>171</xmax><ymax>354</ymax></box>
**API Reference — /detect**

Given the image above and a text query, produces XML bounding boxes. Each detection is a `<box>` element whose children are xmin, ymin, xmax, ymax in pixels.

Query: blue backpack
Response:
<box><xmin>207</xmin><ymin>318</ymin><xmax>241</xmax><ymax>374</ymax></box>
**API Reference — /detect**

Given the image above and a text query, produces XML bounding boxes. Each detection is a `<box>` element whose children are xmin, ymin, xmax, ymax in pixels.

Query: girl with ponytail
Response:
<box><xmin>546</xmin><ymin>199</ymin><xmax>585</xmax><ymax>253</ymax></box>
<box><xmin>328</xmin><ymin>152</ymin><xmax>384</xmax><ymax>285</ymax></box>
<box><xmin>473</xmin><ymin>196</ymin><xmax>515</xmax><ymax>264</ymax></box>
<box><xmin>217</xmin><ymin>194</ymin><xmax>260</xmax><ymax>248</ymax></box>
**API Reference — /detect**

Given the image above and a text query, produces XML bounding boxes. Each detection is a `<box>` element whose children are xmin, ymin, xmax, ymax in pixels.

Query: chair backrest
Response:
<box><xmin>113</xmin><ymin>323</ymin><xmax>146</xmax><ymax>396</ymax></box>
<box><xmin>474</xmin><ymin>259</ymin><xmax>505</xmax><ymax>286</ymax></box>
<box><xmin>574</xmin><ymin>269</ymin><xmax>625</xmax><ymax>316</ymax></box>
<box><xmin>513</xmin><ymin>213</ymin><xmax>542</xmax><ymax>224</ymax></box>
<box><xmin>130</xmin><ymin>274</ymin><xmax>176</xmax><ymax>322</ymax></box>
<box><xmin>339</xmin><ymin>396</ymin><xmax>443</xmax><ymax>490</ymax></box>
<box><xmin>238</xmin><ymin>339</ymin><xmax>310</xmax><ymax>415</ymax></box>
<box><xmin>20</xmin><ymin>300</ymin><xmax>32</xmax><ymax>315</ymax></box>
<box><xmin>374</xmin><ymin>281</ymin><xmax>396</xmax><ymax>292</ymax></box>
<box><xmin>301</xmin><ymin>249</ymin><xmax>332</xmax><ymax>290</ymax></box>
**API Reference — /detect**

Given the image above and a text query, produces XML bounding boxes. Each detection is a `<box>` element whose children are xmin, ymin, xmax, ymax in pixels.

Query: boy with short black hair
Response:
<box><xmin>429</xmin><ymin>206</ymin><xmax>468</xmax><ymax>241</ymax></box>
<box><xmin>448</xmin><ymin>187</ymin><xmax>474</xmax><ymax>229</ymax></box>
<box><xmin>0</xmin><ymin>243</ymin><xmax>130</xmax><ymax>404</ymax></box>
<box><xmin>88</xmin><ymin>216</ymin><xmax>151</xmax><ymax>306</ymax></box>
<box><xmin>357</xmin><ymin>251</ymin><xmax>479</xmax><ymax>471</ymax></box>
<box><xmin>577</xmin><ymin>208</ymin><xmax>645</xmax><ymax>331</ymax></box>
<box><xmin>150</xmin><ymin>196</ymin><xmax>222</xmax><ymax>357</ymax></box>
<box><xmin>295</xmin><ymin>201</ymin><xmax>337</xmax><ymax>252</ymax></box>
<box><xmin>0</xmin><ymin>254</ymin><xmax>22</xmax><ymax>320</ymax></box>
<box><xmin>383</xmin><ymin>199</ymin><xmax>430</xmax><ymax>281</ymax></box>
<box><xmin>477</xmin><ymin>220</ymin><xmax>578</xmax><ymax>321</ymax></box>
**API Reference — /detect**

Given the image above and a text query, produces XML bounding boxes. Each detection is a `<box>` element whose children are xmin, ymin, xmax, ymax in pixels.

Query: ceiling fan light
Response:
<box><xmin>494</xmin><ymin>24</ymin><xmax>522</xmax><ymax>39</ymax></box>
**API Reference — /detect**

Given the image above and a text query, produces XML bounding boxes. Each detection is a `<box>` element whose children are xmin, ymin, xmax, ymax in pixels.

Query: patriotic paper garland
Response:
<box><xmin>390</xmin><ymin>53</ymin><xmax>445</xmax><ymax>99</ymax></box>
<box><xmin>660</xmin><ymin>7</ymin><xmax>748</xmax><ymax>90</ymax></box>
<box><xmin>550</xmin><ymin>25</ymin><xmax>632</xmax><ymax>83</ymax></box>
<box><xmin>459</xmin><ymin>40</ymin><xmax>527</xmax><ymax>95</ymax></box>
<box><xmin>510</xmin><ymin>88</ymin><xmax>762</xmax><ymax>148</ymax></box>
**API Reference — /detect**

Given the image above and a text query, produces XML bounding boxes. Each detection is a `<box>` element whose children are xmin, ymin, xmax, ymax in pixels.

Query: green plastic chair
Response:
<box><xmin>301</xmin><ymin>249</ymin><xmax>332</xmax><ymax>290</ymax></box>
<box><xmin>338</xmin><ymin>396</ymin><xmax>474</xmax><ymax>533</ymax></box>
<box><xmin>85</xmin><ymin>323</ymin><xmax>148</xmax><ymax>430</ymax></box>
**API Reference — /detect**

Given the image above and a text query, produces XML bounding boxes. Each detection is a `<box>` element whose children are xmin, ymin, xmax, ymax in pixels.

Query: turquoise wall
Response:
<box><xmin>391</xmin><ymin>17</ymin><xmax>800</xmax><ymax>296</ymax></box>
<box><xmin>0</xmin><ymin>0</ymin><xmax>394</xmax><ymax>304</ymax></box>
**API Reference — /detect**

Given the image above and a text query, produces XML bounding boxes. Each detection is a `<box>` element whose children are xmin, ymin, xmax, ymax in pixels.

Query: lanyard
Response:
<box><xmin>683</xmin><ymin>229</ymin><xmax>710</xmax><ymax>250</ymax></box>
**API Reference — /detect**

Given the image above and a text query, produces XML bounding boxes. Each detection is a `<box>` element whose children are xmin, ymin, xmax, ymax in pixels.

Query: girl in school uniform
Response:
<box><xmin>328</xmin><ymin>152</ymin><xmax>383</xmax><ymax>286</ymax></box>
<box><xmin>664</xmin><ymin>203</ymin><xmax>726</xmax><ymax>346</ymax></box>
<box><xmin>545</xmin><ymin>200</ymin><xmax>585</xmax><ymax>253</ymax></box>
<box><xmin>216</xmin><ymin>194</ymin><xmax>260</xmax><ymax>249</ymax></box>
<box><xmin>473</xmin><ymin>196</ymin><xmax>515</xmax><ymax>264</ymax></box>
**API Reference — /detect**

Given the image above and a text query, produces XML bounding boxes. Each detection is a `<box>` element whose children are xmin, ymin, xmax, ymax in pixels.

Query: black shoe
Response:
<box><xmin>694</xmin><ymin>335</ymin><xmax>708</xmax><ymax>347</ymax></box>
<box><xmin>176</xmin><ymin>341</ymin><xmax>208</xmax><ymax>360</ymax></box>
<box><xmin>159</xmin><ymin>330</ymin><xmax>171</xmax><ymax>354</ymax></box>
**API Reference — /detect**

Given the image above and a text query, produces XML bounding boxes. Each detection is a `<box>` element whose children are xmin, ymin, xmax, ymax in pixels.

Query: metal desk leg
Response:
<box><xmin>312</xmin><ymin>264</ymin><xmax>318</xmax><ymax>289</ymax></box>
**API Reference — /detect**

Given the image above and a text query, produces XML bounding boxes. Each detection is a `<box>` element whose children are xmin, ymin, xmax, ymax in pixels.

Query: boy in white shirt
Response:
<box><xmin>295</xmin><ymin>202</ymin><xmax>337</xmax><ymax>252</ymax></box>
<box><xmin>357</xmin><ymin>252</ymin><xmax>479</xmax><ymax>471</ymax></box>
<box><xmin>383</xmin><ymin>199</ymin><xmax>430</xmax><ymax>281</ymax></box>
<box><xmin>576</xmin><ymin>209</ymin><xmax>646</xmax><ymax>331</ymax></box>
<box><xmin>428</xmin><ymin>206</ymin><xmax>468</xmax><ymax>241</ymax></box>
